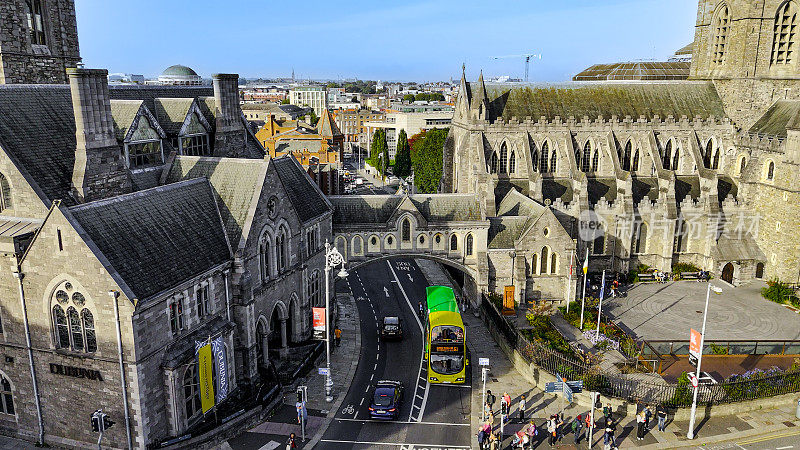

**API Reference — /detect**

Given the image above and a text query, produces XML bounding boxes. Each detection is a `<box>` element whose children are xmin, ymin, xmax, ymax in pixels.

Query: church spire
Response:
<box><xmin>470</xmin><ymin>69</ymin><xmax>490</xmax><ymax>121</ymax></box>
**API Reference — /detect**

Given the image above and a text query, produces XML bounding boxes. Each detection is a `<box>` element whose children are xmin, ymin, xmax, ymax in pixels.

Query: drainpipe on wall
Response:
<box><xmin>110</xmin><ymin>291</ymin><xmax>133</xmax><ymax>450</ymax></box>
<box><xmin>223</xmin><ymin>269</ymin><xmax>231</xmax><ymax>322</ymax></box>
<box><xmin>12</xmin><ymin>269</ymin><xmax>44</xmax><ymax>446</ymax></box>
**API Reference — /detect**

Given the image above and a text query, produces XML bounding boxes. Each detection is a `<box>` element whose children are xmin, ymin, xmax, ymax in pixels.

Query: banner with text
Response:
<box><xmin>197</xmin><ymin>343</ymin><xmax>215</xmax><ymax>414</ymax></box>
<box><xmin>312</xmin><ymin>307</ymin><xmax>326</xmax><ymax>340</ymax></box>
<box><xmin>211</xmin><ymin>336</ymin><xmax>228</xmax><ymax>403</ymax></box>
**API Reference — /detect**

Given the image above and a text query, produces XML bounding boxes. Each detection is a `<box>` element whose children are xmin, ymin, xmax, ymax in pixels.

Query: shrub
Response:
<box><xmin>673</xmin><ymin>262</ymin><xmax>701</xmax><ymax>274</ymax></box>
<box><xmin>521</xmin><ymin>314</ymin><xmax>576</xmax><ymax>358</ymax></box>
<box><xmin>710</xmin><ymin>343</ymin><xmax>729</xmax><ymax>355</ymax></box>
<box><xmin>761</xmin><ymin>279</ymin><xmax>799</xmax><ymax>307</ymax></box>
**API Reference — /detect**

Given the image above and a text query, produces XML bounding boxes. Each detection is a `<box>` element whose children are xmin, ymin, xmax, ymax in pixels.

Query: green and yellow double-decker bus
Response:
<box><xmin>424</xmin><ymin>286</ymin><xmax>466</xmax><ymax>384</ymax></box>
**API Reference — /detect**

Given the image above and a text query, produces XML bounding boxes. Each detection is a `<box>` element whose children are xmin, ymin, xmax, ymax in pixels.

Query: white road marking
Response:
<box><xmin>360</xmin><ymin>398</ymin><xmax>365</xmax><ymax>406</ymax></box>
<box><xmin>373</xmin><ymin>363</ymin><xmax>377</xmax><ymax>370</ymax></box>
<box><xmin>333</xmin><ymin>417</ymin><xmax>471</xmax><ymax>427</ymax></box>
<box><xmin>370</xmin><ymin>374</ymin><xmax>374</xmax><ymax>381</ymax></box>
<box><xmin>776</xmin><ymin>447</ymin><xmax>794</xmax><ymax>450</ymax></box>
<box><xmin>416</xmin><ymin>394</ymin><xmax>423</xmax><ymax>400</ymax></box>
<box><xmin>386</xmin><ymin>260</ymin><xmax>429</xmax><ymax>422</ymax></box>
<box><xmin>256</xmin><ymin>441</ymin><xmax>281</xmax><ymax>450</ymax></box>
<box><xmin>320</xmin><ymin>439</ymin><xmax>469</xmax><ymax>448</ymax></box>
<box><xmin>364</xmin><ymin>385</ymin><xmax>369</xmax><ymax>393</ymax></box>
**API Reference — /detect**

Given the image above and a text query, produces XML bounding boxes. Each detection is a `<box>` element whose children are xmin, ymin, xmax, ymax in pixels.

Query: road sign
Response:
<box><xmin>479</xmin><ymin>358</ymin><xmax>490</xmax><ymax>366</ymax></box>
<box><xmin>688</xmin><ymin>372</ymin><xmax>698</xmax><ymax>388</ymax></box>
<box><xmin>318</xmin><ymin>367</ymin><xmax>329</xmax><ymax>376</ymax></box>
<box><xmin>545</xmin><ymin>382</ymin><xmax>562</xmax><ymax>393</ymax></box>
<box><xmin>689</xmin><ymin>328</ymin><xmax>702</xmax><ymax>359</ymax></box>
<box><xmin>563</xmin><ymin>381</ymin><xmax>574</xmax><ymax>403</ymax></box>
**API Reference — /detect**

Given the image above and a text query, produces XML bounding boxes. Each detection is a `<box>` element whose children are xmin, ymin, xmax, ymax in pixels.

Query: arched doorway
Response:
<box><xmin>256</xmin><ymin>318</ymin><xmax>268</xmax><ymax>369</ymax></box>
<box><xmin>755</xmin><ymin>262</ymin><xmax>765</xmax><ymax>279</ymax></box>
<box><xmin>721</xmin><ymin>263</ymin><xmax>734</xmax><ymax>284</ymax></box>
<box><xmin>269</xmin><ymin>302</ymin><xmax>288</xmax><ymax>357</ymax></box>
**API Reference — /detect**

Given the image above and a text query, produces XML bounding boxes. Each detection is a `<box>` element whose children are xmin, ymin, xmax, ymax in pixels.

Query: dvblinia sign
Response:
<box><xmin>49</xmin><ymin>363</ymin><xmax>103</xmax><ymax>381</ymax></box>
<box><xmin>195</xmin><ymin>336</ymin><xmax>230</xmax><ymax>414</ymax></box>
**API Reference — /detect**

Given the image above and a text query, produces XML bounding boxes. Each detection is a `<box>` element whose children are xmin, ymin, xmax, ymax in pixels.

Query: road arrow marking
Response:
<box><xmin>408</xmin><ymin>273</ymin><xmax>414</xmax><ymax>283</ymax></box>
<box><xmin>384</xmin><ymin>286</ymin><xmax>390</xmax><ymax>297</ymax></box>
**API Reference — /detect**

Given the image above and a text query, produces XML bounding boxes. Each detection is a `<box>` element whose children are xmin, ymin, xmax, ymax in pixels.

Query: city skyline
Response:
<box><xmin>76</xmin><ymin>0</ymin><xmax>697</xmax><ymax>82</ymax></box>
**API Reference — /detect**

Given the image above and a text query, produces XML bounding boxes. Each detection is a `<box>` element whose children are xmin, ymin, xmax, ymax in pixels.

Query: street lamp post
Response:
<box><xmin>324</xmin><ymin>240</ymin><xmax>348</xmax><ymax>403</ymax></box>
<box><xmin>687</xmin><ymin>283</ymin><xmax>722</xmax><ymax>439</ymax></box>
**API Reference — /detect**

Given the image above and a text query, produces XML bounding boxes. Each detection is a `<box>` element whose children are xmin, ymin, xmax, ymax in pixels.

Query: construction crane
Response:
<box><xmin>491</xmin><ymin>53</ymin><xmax>542</xmax><ymax>82</ymax></box>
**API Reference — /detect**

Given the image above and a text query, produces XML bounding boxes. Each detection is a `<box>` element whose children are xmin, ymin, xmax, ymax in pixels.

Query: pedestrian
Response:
<box><xmin>644</xmin><ymin>403</ymin><xmax>653</xmax><ymax>430</ymax></box>
<box><xmin>657</xmin><ymin>403</ymin><xmax>668</xmax><ymax>432</ymax></box>
<box><xmin>611</xmin><ymin>279</ymin><xmax>619</xmax><ymax>298</ymax></box>
<box><xmin>603</xmin><ymin>419</ymin><xmax>617</xmax><ymax>450</ymax></box>
<box><xmin>602</xmin><ymin>403</ymin><xmax>613</xmax><ymax>424</ymax></box>
<box><xmin>489</xmin><ymin>431</ymin><xmax>500</xmax><ymax>450</ymax></box>
<box><xmin>286</xmin><ymin>432</ymin><xmax>297</xmax><ymax>449</ymax></box>
<box><xmin>518</xmin><ymin>394</ymin><xmax>526</xmax><ymax>423</ymax></box>
<box><xmin>502</xmin><ymin>392</ymin><xmax>512</xmax><ymax>423</ymax></box>
<box><xmin>486</xmin><ymin>390</ymin><xmax>496</xmax><ymax>416</ymax></box>
<box><xmin>636</xmin><ymin>410</ymin><xmax>646</xmax><ymax>440</ymax></box>
<box><xmin>418</xmin><ymin>301</ymin><xmax>424</xmax><ymax>317</ymax></box>
<box><xmin>584</xmin><ymin>411</ymin><xmax>594</xmax><ymax>445</ymax></box>
<box><xmin>555</xmin><ymin>413</ymin><xmax>564</xmax><ymax>442</ymax></box>
<box><xmin>547</xmin><ymin>415</ymin><xmax>557</xmax><ymax>446</ymax></box>
<box><xmin>334</xmin><ymin>326</ymin><xmax>342</xmax><ymax>347</ymax></box>
<box><xmin>572</xmin><ymin>414</ymin><xmax>583</xmax><ymax>444</ymax></box>
<box><xmin>477</xmin><ymin>421</ymin><xmax>491</xmax><ymax>449</ymax></box>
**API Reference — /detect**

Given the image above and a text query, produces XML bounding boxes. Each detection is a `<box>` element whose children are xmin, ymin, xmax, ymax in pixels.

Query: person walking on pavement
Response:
<box><xmin>636</xmin><ymin>410</ymin><xmax>646</xmax><ymax>440</ymax></box>
<box><xmin>502</xmin><ymin>392</ymin><xmax>512</xmax><ymax>423</ymax></box>
<box><xmin>657</xmin><ymin>403</ymin><xmax>668</xmax><ymax>432</ymax></box>
<box><xmin>286</xmin><ymin>432</ymin><xmax>297</xmax><ymax>449</ymax></box>
<box><xmin>418</xmin><ymin>301</ymin><xmax>424</xmax><ymax>317</ymax></box>
<box><xmin>572</xmin><ymin>414</ymin><xmax>583</xmax><ymax>445</ymax></box>
<box><xmin>489</xmin><ymin>430</ymin><xmax>500</xmax><ymax>450</ymax></box>
<box><xmin>486</xmin><ymin>390</ymin><xmax>496</xmax><ymax>417</ymax></box>
<box><xmin>644</xmin><ymin>403</ymin><xmax>653</xmax><ymax>430</ymax></box>
<box><xmin>477</xmin><ymin>420</ymin><xmax>492</xmax><ymax>449</ymax></box>
<box><xmin>603</xmin><ymin>419</ymin><xmax>617</xmax><ymax>450</ymax></box>
<box><xmin>584</xmin><ymin>411</ymin><xmax>595</xmax><ymax>445</ymax></box>
<box><xmin>334</xmin><ymin>326</ymin><xmax>342</xmax><ymax>347</ymax></box>
<box><xmin>518</xmin><ymin>394</ymin><xmax>526</xmax><ymax>423</ymax></box>
<box><xmin>602</xmin><ymin>403</ymin><xmax>613</xmax><ymax>425</ymax></box>
<box><xmin>547</xmin><ymin>415</ymin><xmax>557</xmax><ymax>446</ymax></box>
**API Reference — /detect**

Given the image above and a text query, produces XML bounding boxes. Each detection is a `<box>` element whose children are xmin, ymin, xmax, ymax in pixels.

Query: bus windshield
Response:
<box><xmin>430</xmin><ymin>354</ymin><xmax>464</xmax><ymax>375</ymax></box>
<box><xmin>431</xmin><ymin>325</ymin><xmax>464</xmax><ymax>343</ymax></box>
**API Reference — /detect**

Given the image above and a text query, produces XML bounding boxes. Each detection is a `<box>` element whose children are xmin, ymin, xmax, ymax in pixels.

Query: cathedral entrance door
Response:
<box><xmin>721</xmin><ymin>263</ymin><xmax>734</xmax><ymax>284</ymax></box>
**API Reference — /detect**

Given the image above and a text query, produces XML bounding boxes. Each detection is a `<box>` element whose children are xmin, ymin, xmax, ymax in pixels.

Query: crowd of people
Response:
<box><xmin>476</xmin><ymin>390</ymin><xmax>670</xmax><ymax>449</ymax></box>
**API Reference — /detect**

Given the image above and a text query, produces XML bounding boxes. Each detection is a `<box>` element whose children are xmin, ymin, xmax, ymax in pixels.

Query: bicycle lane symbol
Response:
<box><xmin>341</xmin><ymin>404</ymin><xmax>355</xmax><ymax>416</ymax></box>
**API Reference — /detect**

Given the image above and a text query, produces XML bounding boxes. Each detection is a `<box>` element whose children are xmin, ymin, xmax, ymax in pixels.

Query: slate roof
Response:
<box><xmin>632</xmin><ymin>177</ymin><xmax>659</xmax><ymax>205</ymax></box>
<box><xmin>109</xmin><ymin>85</ymin><xmax>213</xmax><ymax>116</ymax></box>
<box><xmin>496</xmin><ymin>188</ymin><xmax>547</xmax><ymax>218</ymax></box>
<box><xmin>488</xmin><ymin>217</ymin><xmax>530</xmax><ymax>249</ymax></box>
<box><xmin>588</xmin><ymin>178</ymin><xmax>617</xmax><ymax>205</ymax></box>
<box><xmin>717</xmin><ymin>176</ymin><xmax>738</xmax><ymax>202</ymax></box>
<box><xmin>0</xmin><ymin>84</ymin><xmax>77</xmax><ymax>205</ymax></box>
<box><xmin>69</xmin><ymin>178</ymin><xmax>231</xmax><ymax>301</ymax></box>
<box><xmin>318</xmin><ymin>110</ymin><xmax>342</xmax><ymax>137</ymax></box>
<box><xmin>747</xmin><ymin>100</ymin><xmax>800</xmax><ymax>138</ymax></box>
<box><xmin>542</xmin><ymin>179</ymin><xmax>573</xmax><ymax>204</ymax></box>
<box><xmin>573</xmin><ymin>62</ymin><xmax>690</xmax><ymax>82</ymax></box>
<box><xmin>477</xmin><ymin>82</ymin><xmax>726</xmax><ymax>122</ymax></box>
<box><xmin>675</xmin><ymin>176</ymin><xmax>701</xmax><ymax>203</ymax></box>
<box><xmin>153</xmin><ymin>98</ymin><xmax>195</xmax><ymax>135</ymax></box>
<box><xmin>328</xmin><ymin>194</ymin><xmax>483</xmax><ymax>225</ymax></box>
<box><xmin>276</xmin><ymin>140</ymin><xmax>325</xmax><ymax>154</ymax></box>
<box><xmin>166</xmin><ymin>156</ymin><xmax>268</xmax><ymax>249</ymax></box>
<box><xmin>271</xmin><ymin>156</ymin><xmax>331</xmax><ymax>223</ymax></box>
<box><xmin>110</xmin><ymin>100</ymin><xmax>144</xmax><ymax>141</ymax></box>
<box><xmin>711</xmin><ymin>234</ymin><xmax>765</xmax><ymax>262</ymax></box>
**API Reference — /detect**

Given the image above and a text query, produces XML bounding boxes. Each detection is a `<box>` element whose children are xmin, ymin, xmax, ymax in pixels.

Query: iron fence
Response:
<box><xmin>481</xmin><ymin>294</ymin><xmax>800</xmax><ymax>407</ymax></box>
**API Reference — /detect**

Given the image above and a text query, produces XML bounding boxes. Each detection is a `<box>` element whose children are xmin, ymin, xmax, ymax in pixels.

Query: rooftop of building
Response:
<box><xmin>161</xmin><ymin>65</ymin><xmax>199</xmax><ymax>77</ymax></box>
<box><xmin>572</xmin><ymin>61</ymin><xmax>690</xmax><ymax>82</ymax></box>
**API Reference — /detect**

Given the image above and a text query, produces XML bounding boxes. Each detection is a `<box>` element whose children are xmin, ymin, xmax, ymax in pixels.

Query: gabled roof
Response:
<box><xmin>153</xmin><ymin>98</ymin><xmax>196</xmax><ymax>135</ymax></box>
<box><xmin>69</xmin><ymin>178</ymin><xmax>231</xmax><ymax>302</ymax></box>
<box><xmin>318</xmin><ymin>110</ymin><xmax>342</xmax><ymax>137</ymax></box>
<box><xmin>748</xmin><ymin>100</ymin><xmax>800</xmax><ymax>138</ymax></box>
<box><xmin>587</xmin><ymin>178</ymin><xmax>618</xmax><ymax>205</ymax></box>
<box><xmin>328</xmin><ymin>194</ymin><xmax>483</xmax><ymax>225</ymax></box>
<box><xmin>0</xmin><ymin>84</ymin><xmax>77</xmax><ymax>205</ymax></box>
<box><xmin>271</xmin><ymin>155</ymin><xmax>331</xmax><ymax>223</ymax></box>
<box><xmin>488</xmin><ymin>216</ymin><xmax>530</xmax><ymax>249</ymax></box>
<box><xmin>496</xmin><ymin>188</ymin><xmax>547</xmax><ymax>218</ymax></box>
<box><xmin>542</xmin><ymin>179</ymin><xmax>573</xmax><ymax>204</ymax></box>
<box><xmin>109</xmin><ymin>85</ymin><xmax>213</xmax><ymax>116</ymax></box>
<box><xmin>110</xmin><ymin>100</ymin><xmax>144</xmax><ymax>141</ymax></box>
<box><xmin>165</xmin><ymin>156</ymin><xmax>268</xmax><ymax>250</ymax></box>
<box><xmin>475</xmin><ymin>82</ymin><xmax>726</xmax><ymax>122</ymax></box>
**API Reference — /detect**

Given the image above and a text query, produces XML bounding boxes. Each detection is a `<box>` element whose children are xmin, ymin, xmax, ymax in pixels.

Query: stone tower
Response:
<box><xmin>691</xmin><ymin>0</ymin><xmax>800</xmax><ymax>128</ymax></box>
<box><xmin>0</xmin><ymin>0</ymin><xmax>82</xmax><ymax>84</ymax></box>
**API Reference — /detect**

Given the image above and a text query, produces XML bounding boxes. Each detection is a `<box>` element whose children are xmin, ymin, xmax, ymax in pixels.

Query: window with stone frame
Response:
<box><xmin>633</xmin><ymin>221</ymin><xmax>648</xmax><ymax>254</ymax></box>
<box><xmin>531</xmin><ymin>144</ymin><xmax>539</xmax><ymax>173</ymax></box>
<box><xmin>766</xmin><ymin>161</ymin><xmax>775</xmax><ymax>181</ymax></box>
<box><xmin>181</xmin><ymin>134</ymin><xmax>211</xmax><ymax>156</ymax></box>
<box><xmin>591</xmin><ymin>149</ymin><xmax>599</xmax><ymax>172</ymax></box>
<box><xmin>0</xmin><ymin>173</ymin><xmax>11</xmax><ymax>212</ymax></box>
<box><xmin>550</xmin><ymin>150</ymin><xmax>557</xmax><ymax>173</ymax></box>
<box><xmin>127</xmin><ymin>140</ymin><xmax>164</xmax><ymax>169</ymax></box>
<box><xmin>0</xmin><ymin>375</ymin><xmax>13</xmax><ymax>416</ymax></box>
<box><xmin>183</xmin><ymin>364</ymin><xmax>201</xmax><ymax>421</ymax></box>
<box><xmin>499</xmin><ymin>144</ymin><xmax>508</xmax><ymax>174</ymax></box>
<box><xmin>259</xmin><ymin>233</ymin><xmax>272</xmax><ymax>283</ymax></box>
<box><xmin>401</xmin><ymin>218</ymin><xmax>411</xmax><ymax>242</ymax></box>
<box><xmin>550</xmin><ymin>253</ymin><xmax>558</xmax><ymax>275</ymax></box>
<box><xmin>621</xmin><ymin>141</ymin><xmax>632</xmax><ymax>171</ymax></box>
<box><xmin>450</xmin><ymin>234</ymin><xmax>458</xmax><ymax>251</ymax></box>
<box><xmin>277</xmin><ymin>227</ymin><xmax>289</xmax><ymax>273</ymax></box>
<box><xmin>25</xmin><ymin>0</ymin><xmax>47</xmax><ymax>46</ymax></box>
<box><xmin>592</xmin><ymin>234</ymin><xmax>605</xmax><ymax>255</ymax></box>
<box><xmin>509</xmin><ymin>151</ymin><xmax>516</xmax><ymax>173</ymax></box>
<box><xmin>713</xmin><ymin>4</ymin><xmax>730</xmax><ymax>65</ymax></box>
<box><xmin>632</xmin><ymin>149</ymin><xmax>640</xmax><ymax>172</ymax></box>
<box><xmin>466</xmin><ymin>233</ymin><xmax>474</xmax><ymax>256</ymax></box>
<box><xmin>540</xmin><ymin>247</ymin><xmax>549</xmax><ymax>274</ymax></box>
<box><xmin>53</xmin><ymin>304</ymin><xmax>70</xmax><ymax>348</ymax></box>
<box><xmin>169</xmin><ymin>297</ymin><xmax>185</xmax><ymax>334</ymax></box>
<box><xmin>52</xmin><ymin>285</ymin><xmax>95</xmax><ymax>353</ymax></box>
<box><xmin>772</xmin><ymin>1</ymin><xmax>799</xmax><ymax>65</ymax></box>
<box><xmin>308</xmin><ymin>270</ymin><xmax>321</xmax><ymax>306</ymax></box>
<box><xmin>540</xmin><ymin>142</ymin><xmax>550</xmax><ymax>173</ymax></box>
<box><xmin>196</xmin><ymin>284</ymin><xmax>210</xmax><ymax>319</ymax></box>
<box><xmin>82</xmin><ymin>309</ymin><xmax>96</xmax><ymax>353</ymax></box>
<box><xmin>581</xmin><ymin>141</ymin><xmax>591</xmax><ymax>172</ymax></box>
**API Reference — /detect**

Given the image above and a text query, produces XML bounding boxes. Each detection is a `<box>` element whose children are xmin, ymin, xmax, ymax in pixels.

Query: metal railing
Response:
<box><xmin>642</xmin><ymin>339</ymin><xmax>800</xmax><ymax>357</ymax></box>
<box><xmin>481</xmin><ymin>294</ymin><xmax>800</xmax><ymax>407</ymax></box>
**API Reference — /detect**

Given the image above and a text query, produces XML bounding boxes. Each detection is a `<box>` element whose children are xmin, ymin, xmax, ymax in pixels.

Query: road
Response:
<box><xmin>703</xmin><ymin>429</ymin><xmax>800</xmax><ymax>450</ymax></box>
<box><xmin>317</xmin><ymin>258</ymin><xmax>472</xmax><ymax>449</ymax></box>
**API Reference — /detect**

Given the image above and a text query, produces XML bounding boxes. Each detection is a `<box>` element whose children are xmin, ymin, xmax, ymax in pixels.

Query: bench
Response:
<box><xmin>637</xmin><ymin>273</ymin><xmax>656</xmax><ymax>282</ymax></box>
<box><xmin>681</xmin><ymin>271</ymin><xmax>708</xmax><ymax>281</ymax></box>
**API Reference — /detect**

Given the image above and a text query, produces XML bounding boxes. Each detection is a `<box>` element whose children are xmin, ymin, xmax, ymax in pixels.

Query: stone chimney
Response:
<box><xmin>68</xmin><ymin>68</ymin><xmax>131</xmax><ymax>202</ymax></box>
<box><xmin>212</xmin><ymin>73</ymin><xmax>246</xmax><ymax>157</ymax></box>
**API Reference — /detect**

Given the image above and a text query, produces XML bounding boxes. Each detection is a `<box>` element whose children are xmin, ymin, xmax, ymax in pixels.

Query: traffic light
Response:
<box><xmin>102</xmin><ymin>414</ymin><xmax>115</xmax><ymax>430</ymax></box>
<box><xmin>296</xmin><ymin>388</ymin><xmax>303</xmax><ymax>403</ymax></box>
<box><xmin>500</xmin><ymin>400</ymin><xmax>507</xmax><ymax>415</ymax></box>
<box><xmin>91</xmin><ymin>411</ymin><xmax>102</xmax><ymax>432</ymax></box>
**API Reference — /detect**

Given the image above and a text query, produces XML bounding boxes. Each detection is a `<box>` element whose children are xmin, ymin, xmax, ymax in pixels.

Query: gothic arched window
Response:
<box><xmin>738</xmin><ymin>156</ymin><xmax>747</xmax><ymax>176</ymax></box>
<box><xmin>308</xmin><ymin>270</ymin><xmax>321</xmax><ymax>306</ymax></box>
<box><xmin>0</xmin><ymin>375</ymin><xmax>14</xmax><ymax>415</ymax></box>
<box><xmin>259</xmin><ymin>232</ymin><xmax>272</xmax><ymax>283</ymax></box>
<box><xmin>772</xmin><ymin>1</ymin><xmax>799</xmax><ymax>65</ymax></box>
<box><xmin>531</xmin><ymin>143</ymin><xmax>539</xmax><ymax>172</ymax></box>
<box><xmin>466</xmin><ymin>234</ymin><xmax>474</xmax><ymax>256</ymax></box>
<box><xmin>82</xmin><ymin>309</ymin><xmax>96</xmax><ymax>353</ymax></box>
<box><xmin>550</xmin><ymin>253</ymin><xmax>557</xmax><ymax>275</ymax></box>
<box><xmin>24</xmin><ymin>0</ymin><xmax>47</xmax><ymax>46</ymax></box>
<box><xmin>450</xmin><ymin>234</ymin><xmax>458</xmax><ymax>251</ymax></box>
<box><xmin>401</xmin><ymin>218</ymin><xmax>411</xmax><ymax>242</ymax></box>
<box><xmin>509</xmin><ymin>151</ymin><xmax>516</xmax><ymax>173</ymax></box>
<box><xmin>490</xmin><ymin>152</ymin><xmax>498</xmax><ymax>173</ymax></box>
<box><xmin>531</xmin><ymin>253</ymin><xmax>538</xmax><ymax>275</ymax></box>
<box><xmin>622</xmin><ymin>141</ymin><xmax>632</xmax><ymax>171</ymax></box>
<box><xmin>499</xmin><ymin>144</ymin><xmax>508</xmax><ymax>174</ymax></box>
<box><xmin>183</xmin><ymin>364</ymin><xmax>201</xmax><ymax>421</ymax></box>
<box><xmin>663</xmin><ymin>140</ymin><xmax>673</xmax><ymax>170</ymax></box>
<box><xmin>632</xmin><ymin>149</ymin><xmax>640</xmax><ymax>172</ymax></box>
<box><xmin>68</xmin><ymin>307</ymin><xmax>84</xmax><ymax>352</ymax></box>
<box><xmin>53</xmin><ymin>305</ymin><xmax>70</xmax><ymax>349</ymax></box>
<box><xmin>0</xmin><ymin>173</ymin><xmax>11</xmax><ymax>212</ymax></box>
<box><xmin>712</xmin><ymin>149</ymin><xmax>720</xmax><ymax>170</ymax></box>
<box><xmin>672</xmin><ymin>144</ymin><xmax>680</xmax><ymax>171</ymax></box>
<box><xmin>713</xmin><ymin>4</ymin><xmax>730</xmax><ymax>65</ymax></box>
<box><xmin>767</xmin><ymin>161</ymin><xmax>775</xmax><ymax>180</ymax></box>
<box><xmin>540</xmin><ymin>247</ymin><xmax>549</xmax><ymax>274</ymax></box>
<box><xmin>277</xmin><ymin>226</ymin><xmax>289</xmax><ymax>273</ymax></box>
<box><xmin>540</xmin><ymin>142</ymin><xmax>550</xmax><ymax>173</ymax></box>
<box><xmin>634</xmin><ymin>222</ymin><xmax>648</xmax><ymax>254</ymax></box>
<box><xmin>704</xmin><ymin>140</ymin><xmax>713</xmax><ymax>168</ymax></box>
<box><xmin>581</xmin><ymin>141</ymin><xmax>591</xmax><ymax>172</ymax></box>
<box><xmin>550</xmin><ymin>149</ymin><xmax>557</xmax><ymax>173</ymax></box>
<box><xmin>591</xmin><ymin>149</ymin><xmax>599</xmax><ymax>172</ymax></box>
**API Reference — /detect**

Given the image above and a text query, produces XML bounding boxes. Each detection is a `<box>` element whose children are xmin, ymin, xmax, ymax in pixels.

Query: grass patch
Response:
<box><xmin>520</xmin><ymin>313</ymin><xmax>576</xmax><ymax>358</ymax></box>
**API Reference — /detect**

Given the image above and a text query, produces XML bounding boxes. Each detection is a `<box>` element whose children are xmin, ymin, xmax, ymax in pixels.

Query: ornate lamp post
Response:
<box><xmin>324</xmin><ymin>240</ymin><xmax>348</xmax><ymax>402</ymax></box>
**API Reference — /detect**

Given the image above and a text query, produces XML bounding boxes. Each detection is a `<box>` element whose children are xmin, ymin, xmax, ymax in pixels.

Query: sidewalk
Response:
<box><xmin>222</xmin><ymin>291</ymin><xmax>362</xmax><ymax>450</ymax></box>
<box><xmin>415</xmin><ymin>259</ymin><xmax>800</xmax><ymax>449</ymax></box>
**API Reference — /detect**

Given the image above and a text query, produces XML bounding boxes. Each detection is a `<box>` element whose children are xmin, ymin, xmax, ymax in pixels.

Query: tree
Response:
<box><xmin>369</xmin><ymin>129</ymin><xmax>389</xmax><ymax>178</ymax></box>
<box><xmin>403</xmin><ymin>94</ymin><xmax>416</xmax><ymax>103</ymax></box>
<box><xmin>280</xmin><ymin>98</ymin><xmax>290</xmax><ymax>105</ymax></box>
<box><xmin>394</xmin><ymin>129</ymin><xmax>412</xmax><ymax>178</ymax></box>
<box><xmin>411</xmin><ymin>128</ymin><xmax>448</xmax><ymax>194</ymax></box>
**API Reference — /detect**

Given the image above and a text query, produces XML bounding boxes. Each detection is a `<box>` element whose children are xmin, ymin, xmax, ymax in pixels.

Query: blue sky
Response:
<box><xmin>76</xmin><ymin>0</ymin><xmax>698</xmax><ymax>82</ymax></box>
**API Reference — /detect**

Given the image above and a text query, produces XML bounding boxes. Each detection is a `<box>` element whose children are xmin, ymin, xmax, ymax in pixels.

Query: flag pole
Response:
<box><xmin>566</xmin><ymin>250</ymin><xmax>575</xmax><ymax>314</ymax></box>
<box><xmin>579</xmin><ymin>250</ymin><xmax>589</xmax><ymax>330</ymax></box>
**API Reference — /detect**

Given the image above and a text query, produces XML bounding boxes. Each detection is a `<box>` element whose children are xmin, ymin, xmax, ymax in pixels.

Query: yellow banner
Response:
<box><xmin>198</xmin><ymin>343</ymin><xmax>215</xmax><ymax>414</ymax></box>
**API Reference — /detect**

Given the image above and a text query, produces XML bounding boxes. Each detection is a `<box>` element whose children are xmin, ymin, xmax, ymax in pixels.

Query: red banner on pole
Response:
<box><xmin>689</xmin><ymin>328</ymin><xmax>702</xmax><ymax>359</ymax></box>
<box><xmin>313</xmin><ymin>307</ymin><xmax>326</xmax><ymax>340</ymax></box>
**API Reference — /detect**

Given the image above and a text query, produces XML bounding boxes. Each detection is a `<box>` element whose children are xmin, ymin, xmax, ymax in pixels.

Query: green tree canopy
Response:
<box><xmin>280</xmin><ymin>98</ymin><xmax>290</xmax><ymax>104</ymax></box>
<box><xmin>411</xmin><ymin>128</ymin><xmax>448</xmax><ymax>194</ymax></box>
<box><xmin>394</xmin><ymin>129</ymin><xmax>412</xmax><ymax>178</ymax></box>
<box><xmin>414</xmin><ymin>92</ymin><xmax>445</xmax><ymax>102</ymax></box>
<box><xmin>369</xmin><ymin>129</ymin><xmax>389</xmax><ymax>177</ymax></box>
<box><xmin>403</xmin><ymin>94</ymin><xmax>416</xmax><ymax>103</ymax></box>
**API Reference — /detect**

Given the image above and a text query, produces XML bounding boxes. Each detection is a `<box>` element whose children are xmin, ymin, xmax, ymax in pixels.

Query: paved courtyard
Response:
<box><xmin>603</xmin><ymin>281</ymin><xmax>800</xmax><ymax>341</ymax></box>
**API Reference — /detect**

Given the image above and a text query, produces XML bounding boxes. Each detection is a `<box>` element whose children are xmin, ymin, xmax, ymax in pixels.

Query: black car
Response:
<box><xmin>369</xmin><ymin>380</ymin><xmax>403</xmax><ymax>419</ymax></box>
<box><xmin>380</xmin><ymin>316</ymin><xmax>403</xmax><ymax>340</ymax></box>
